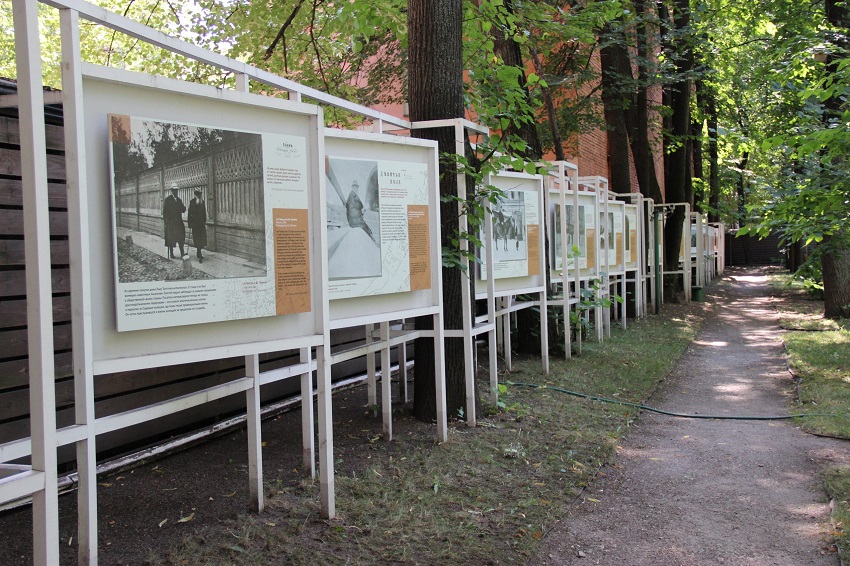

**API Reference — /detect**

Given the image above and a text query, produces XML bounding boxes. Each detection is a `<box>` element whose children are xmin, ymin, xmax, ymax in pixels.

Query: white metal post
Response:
<box><xmin>313</xmin><ymin>109</ymin><xmax>335</xmax><ymax>519</ymax></box>
<box><xmin>380</xmin><ymin>321</ymin><xmax>392</xmax><ymax>440</ymax></box>
<box><xmin>456</xmin><ymin>122</ymin><xmax>477</xmax><ymax>426</ymax></box>
<box><xmin>13</xmin><ymin>1</ymin><xmax>60</xmax><ymax>563</ymax></box>
<box><xmin>538</xmin><ymin>177</ymin><xmax>549</xmax><ymax>372</ymax></box>
<box><xmin>503</xmin><ymin>297</ymin><xmax>513</xmax><ymax>372</ymax></box>
<box><xmin>434</xmin><ymin>310</ymin><xmax>449</xmax><ymax>442</ymax></box>
<box><xmin>59</xmin><ymin>8</ymin><xmax>97</xmax><ymax>565</ymax></box>
<box><xmin>399</xmin><ymin>320</ymin><xmax>409</xmax><ymax>403</ymax></box>
<box><xmin>366</xmin><ymin>323</ymin><xmax>377</xmax><ymax>409</ymax></box>
<box><xmin>482</xmin><ymin>189</ymin><xmax>499</xmax><ymax>406</ymax></box>
<box><xmin>299</xmin><ymin>347</ymin><xmax>315</xmax><ymax>476</ymax></box>
<box><xmin>245</xmin><ymin>354</ymin><xmax>264</xmax><ymax>512</ymax></box>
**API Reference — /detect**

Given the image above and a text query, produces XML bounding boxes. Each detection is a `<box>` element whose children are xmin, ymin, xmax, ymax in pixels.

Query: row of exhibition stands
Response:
<box><xmin>3</xmin><ymin>1</ymin><xmax>722</xmax><ymax>564</ymax></box>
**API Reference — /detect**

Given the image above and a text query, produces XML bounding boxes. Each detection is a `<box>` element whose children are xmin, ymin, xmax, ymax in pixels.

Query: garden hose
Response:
<box><xmin>504</xmin><ymin>381</ymin><xmax>838</xmax><ymax>421</ymax></box>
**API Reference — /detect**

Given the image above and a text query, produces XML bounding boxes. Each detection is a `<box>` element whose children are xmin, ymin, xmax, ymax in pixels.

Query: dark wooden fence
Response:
<box><xmin>725</xmin><ymin>231</ymin><xmax>785</xmax><ymax>266</ymax></box>
<box><xmin>0</xmin><ymin>92</ymin><xmax>375</xmax><ymax>468</ymax></box>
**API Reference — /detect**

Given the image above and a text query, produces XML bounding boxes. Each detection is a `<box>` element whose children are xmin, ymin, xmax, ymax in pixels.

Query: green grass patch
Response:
<box><xmin>159</xmin><ymin>306</ymin><xmax>703</xmax><ymax>565</ymax></box>
<box><xmin>824</xmin><ymin>465</ymin><xmax>850</xmax><ymax>558</ymax></box>
<box><xmin>771</xmin><ymin>270</ymin><xmax>850</xmax><ymax>557</ymax></box>
<box><xmin>786</xmin><ymin>328</ymin><xmax>850</xmax><ymax>436</ymax></box>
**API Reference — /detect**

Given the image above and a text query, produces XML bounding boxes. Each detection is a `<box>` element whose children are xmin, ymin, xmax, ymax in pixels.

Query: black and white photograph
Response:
<box><xmin>325</xmin><ymin>157</ymin><xmax>382</xmax><ymax>281</ymax></box>
<box><xmin>598</xmin><ymin>210</ymin><xmax>615</xmax><ymax>252</ymax></box>
<box><xmin>578</xmin><ymin>205</ymin><xmax>587</xmax><ymax>257</ymax></box>
<box><xmin>553</xmin><ymin>203</ymin><xmax>577</xmax><ymax>263</ymax></box>
<box><xmin>491</xmin><ymin>190</ymin><xmax>528</xmax><ymax>263</ymax></box>
<box><xmin>110</xmin><ymin>115</ymin><xmax>268</xmax><ymax>283</ymax></box>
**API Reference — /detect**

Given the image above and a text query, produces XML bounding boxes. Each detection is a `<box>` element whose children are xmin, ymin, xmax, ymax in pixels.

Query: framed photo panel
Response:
<box><xmin>476</xmin><ymin>172</ymin><xmax>546</xmax><ymax>296</ymax></box>
<box><xmin>82</xmin><ymin>69</ymin><xmax>325</xmax><ymax>367</ymax></box>
<box><xmin>625</xmin><ymin>204</ymin><xmax>639</xmax><ymax>270</ymax></box>
<box><xmin>324</xmin><ymin>130</ymin><xmax>441</xmax><ymax>324</ymax></box>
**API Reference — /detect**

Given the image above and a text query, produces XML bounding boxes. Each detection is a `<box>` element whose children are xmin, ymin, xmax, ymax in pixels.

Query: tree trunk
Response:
<box><xmin>600</xmin><ymin>24</ymin><xmax>633</xmax><ymax>194</ymax></box>
<box><xmin>531</xmin><ymin>44</ymin><xmax>565</xmax><ymax>161</ymax></box>
<box><xmin>492</xmin><ymin>4</ymin><xmax>543</xmax><ymax>161</ymax></box>
<box><xmin>821</xmin><ymin>0</ymin><xmax>850</xmax><ymax>320</ymax></box>
<box><xmin>663</xmin><ymin>0</ymin><xmax>693</xmax><ymax>274</ymax></box>
<box><xmin>627</xmin><ymin>0</ymin><xmax>664</xmax><ymax>202</ymax></box>
<box><xmin>822</xmin><ymin>236</ymin><xmax>850</xmax><ymax>319</ymax></box>
<box><xmin>408</xmin><ymin>0</ymin><xmax>467</xmax><ymax>422</ymax></box>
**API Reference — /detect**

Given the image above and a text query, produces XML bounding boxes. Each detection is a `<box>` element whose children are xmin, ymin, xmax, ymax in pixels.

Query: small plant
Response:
<box><xmin>495</xmin><ymin>383</ymin><xmax>531</xmax><ymax>419</ymax></box>
<box><xmin>570</xmin><ymin>275</ymin><xmax>623</xmax><ymax>338</ymax></box>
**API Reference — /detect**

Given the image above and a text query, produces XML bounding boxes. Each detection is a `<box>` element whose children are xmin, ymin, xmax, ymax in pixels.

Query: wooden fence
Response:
<box><xmin>0</xmin><ymin>97</ymin><xmax>375</xmax><ymax>468</ymax></box>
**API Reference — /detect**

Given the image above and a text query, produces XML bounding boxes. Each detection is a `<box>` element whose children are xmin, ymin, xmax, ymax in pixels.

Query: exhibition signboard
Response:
<box><xmin>83</xmin><ymin>70</ymin><xmax>325</xmax><ymax>366</ymax></box>
<box><xmin>550</xmin><ymin>192</ymin><xmax>587</xmax><ymax>273</ymax></box>
<box><xmin>625</xmin><ymin>204</ymin><xmax>639</xmax><ymax>270</ymax></box>
<box><xmin>324</xmin><ymin>130</ymin><xmax>441</xmax><ymax>323</ymax></box>
<box><xmin>578</xmin><ymin>192</ymin><xmax>598</xmax><ymax>278</ymax></box>
<box><xmin>610</xmin><ymin>201</ymin><xmax>625</xmax><ymax>271</ymax></box>
<box><xmin>109</xmin><ymin>115</ymin><xmax>312</xmax><ymax>332</ymax></box>
<box><xmin>479</xmin><ymin>172</ymin><xmax>543</xmax><ymax>282</ymax></box>
<box><xmin>325</xmin><ymin>155</ymin><xmax>431</xmax><ymax>300</ymax></box>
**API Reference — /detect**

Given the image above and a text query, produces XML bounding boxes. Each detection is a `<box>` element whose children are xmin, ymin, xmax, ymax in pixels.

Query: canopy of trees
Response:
<box><xmin>3</xmin><ymin>0</ymin><xmax>848</xmax><ymax>417</ymax></box>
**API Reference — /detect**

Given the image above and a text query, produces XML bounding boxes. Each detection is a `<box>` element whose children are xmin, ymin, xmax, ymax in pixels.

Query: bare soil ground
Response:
<box><xmin>533</xmin><ymin>266</ymin><xmax>850</xmax><ymax>565</ymax></box>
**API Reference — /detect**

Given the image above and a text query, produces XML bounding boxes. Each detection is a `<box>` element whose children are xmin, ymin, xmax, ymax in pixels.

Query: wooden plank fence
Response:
<box><xmin>0</xmin><ymin>101</ymin><xmax>378</xmax><ymax>468</ymax></box>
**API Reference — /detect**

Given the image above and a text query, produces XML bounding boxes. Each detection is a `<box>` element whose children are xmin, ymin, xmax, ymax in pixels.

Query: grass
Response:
<box><xmin>768</xmin><ymin>271</ymin><xmax>850</xmax><ymax>558</ymax></box>
<box><xmin>159</xmin><ymin>304</ymin><xmax>703</xmax><ymax>565</ymax></box>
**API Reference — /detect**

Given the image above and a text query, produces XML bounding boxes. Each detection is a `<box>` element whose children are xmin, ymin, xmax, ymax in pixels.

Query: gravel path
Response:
<box><xmin>534</xmin><ymin>266</ymin><xmax>849</xmax><ymax>565</ymax></box>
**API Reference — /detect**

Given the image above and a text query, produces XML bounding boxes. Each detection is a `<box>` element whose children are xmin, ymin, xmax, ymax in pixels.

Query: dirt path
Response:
<box><xmin>534</xmin><ymin>266</ymin><xmax>849</xmax><ymax>565</ymax></box>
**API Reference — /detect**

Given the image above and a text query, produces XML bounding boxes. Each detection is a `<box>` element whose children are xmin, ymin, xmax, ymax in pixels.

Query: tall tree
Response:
<box><xmin>599</xmin><ymin>18</ymin><xmax>634</xmax><ymax>195</ymax></box>
<box><xmin>408</xmin><ymin>0</ymin><xmax>468</xmax><ymax>420</ymax></box>
<box><xmin>662</xmin><ymin>0</ymin><xmax>695</xmax><ymax>273</ymax></box>
<box><xmin>818</xmin><ymin>0</ymin><xmax>850</xmax><ymax>318</ymax></box>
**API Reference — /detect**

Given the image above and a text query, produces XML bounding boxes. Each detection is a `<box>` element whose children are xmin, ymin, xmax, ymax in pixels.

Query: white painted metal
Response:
<box><xmin>96</xmin><ymin>379</ymin><xmax>252</xmax><ymax>435</ymax></box>
<box><xmin>381</xmin><ymin>322</ymin><xmax>393</xmax><ymax>439</ymax></box>
<box><xmin>311</xmin><ymin>106</ymin><xmax>335</xmax><ymax>519</ymax></box>
<box><xmin>366</xmin><ymin>324</ymin><xmax>377</xmax><ymax>407</ymax></box>
<box><xmin>299</xmin><ymin>348</ymin><xmax>316</xmax><ymax>477</ymax></box>
<box><xmin>245</xmin><ymin>355</ymin><xmax>264</xmax><ymax>512</ymax></box>
<box><xmin>12</xmin><ymin>1</ymin><xmax>61</xmax><ymax>563</ymax></box>
<box><xmin>58</xmin><ymin>9</ymin><xmax>98</xmax><ymax>565</ymax></box>
<box><xmin>0</xmin><ymin>471</ymin><xmax>45</xmax><ymax>505</ymax></box>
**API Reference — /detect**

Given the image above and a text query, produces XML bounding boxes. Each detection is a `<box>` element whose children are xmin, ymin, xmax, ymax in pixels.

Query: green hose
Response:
<box><xmin>505</xmin><ymin>381</ymin><xmax>837</xmax><ymax>421</ymax></box>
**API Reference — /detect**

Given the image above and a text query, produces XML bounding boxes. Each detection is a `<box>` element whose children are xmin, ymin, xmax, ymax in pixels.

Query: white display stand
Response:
<box><xmin>475</xmin><ymin>170</ymin><xmax>549</xmax><ymax>387</ymax></box>
<box><xmin>408</xmin><ymin>118</ymin><xmax>494</xmax><ymax>427</ymax></box>
<box><xmin>324</xmin><ymin>129</ymin><xmax>447</xmax><ymax>443</ymax></box>
<box><xmin>546</xmin><ymin>161</ymin><xmax>581</xmax><ymax>357</ymax></box>
<box><xmin>577</xmin><ymin>176</ymin><xmax>611</xmax><ymax>341</ymax></box>
<box><xmin>607</xmin><ymin>199</ymin><xmax>627</xmax><ymax>329</ymax></box>
<box><xmin>645</xmin><ymin>197</ymin><xmax>661</xmax><ymax>313</ymax></box>
<box><xmin>663</xmin><ymin>202</ymin><xmax>693</xmax><ymax>302</ymax></box>
<box><xmin>623</xmin><ymin>199</ymin><xmax>647</xmax><ymax>318</ymax></box>
<box><xmin>709</xmin><ymin>222</ymin><xmax>727</xmax><ymax>276</ymax></box>
<box><xmin>4</xmin><ymin>1</ymin><xmax>426</xmax><ymax>564</ymax></box>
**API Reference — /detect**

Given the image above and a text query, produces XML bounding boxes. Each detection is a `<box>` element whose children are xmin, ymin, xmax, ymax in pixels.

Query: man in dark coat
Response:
<box><xmin>163</xmin><ymin>183</ymin><xmax>186</xmax><ymax>259</ymax></box>
<box><xmin>187</xmin><ymin>189</ymin><xmax>208</xmax><ymax>263</ymax></box>
<box><xmin>345</xmin><ymin>180</ymin><xmax>373</xmax><ymax>239</ymax></box>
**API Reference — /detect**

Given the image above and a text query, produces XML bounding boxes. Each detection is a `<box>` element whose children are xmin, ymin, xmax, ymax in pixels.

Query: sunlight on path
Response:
<box><xmin>534</xmin><ymin>266</ymin><xmax>845</xmax><ymax>566</ymax></box>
